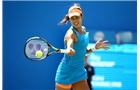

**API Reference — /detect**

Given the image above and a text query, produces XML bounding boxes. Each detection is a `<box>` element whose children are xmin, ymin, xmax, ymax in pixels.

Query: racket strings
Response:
<box><xmin>25</xmin><ymin>39</ymin><xmax>49</xmax><ymax>61</ymax></box>
<box><xmin>24</xmin><ymin>37</ymin><xmax>63</xmax><ymax>61</ymax></box>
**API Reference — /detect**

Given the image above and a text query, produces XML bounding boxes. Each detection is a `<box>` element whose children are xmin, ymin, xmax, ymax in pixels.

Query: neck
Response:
<box><xmin>73</xmin><ymin>26</ymin><xmax>82</xmax><ymax>33</ymax></box>
<box><xmin>77</xmin><ymin>27</ymin><xmax>82</xmax><ymax>32</ymax></box>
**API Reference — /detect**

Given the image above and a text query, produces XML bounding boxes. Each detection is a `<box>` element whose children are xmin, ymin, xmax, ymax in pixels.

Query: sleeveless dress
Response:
<box><xmin>55</xmin><ymin>26</ymin><xmax>89</xmax><ymax>85</ymax></box>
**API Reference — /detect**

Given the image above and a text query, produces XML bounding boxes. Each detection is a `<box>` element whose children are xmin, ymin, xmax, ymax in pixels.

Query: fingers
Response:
<box><xmin>98</xmin><ymin>39</ymin><xmax>109</xmax><ymax>44</ymax></box>
<box><xmin>96</xmin><ymin>39</ymin><xmax>111</xmax><ymax>50</ymax></box>
<box><xmin>103</xmin><ymin>43</ymin><xmax>110</xmax><ymax>50</ymax></box>
<box><xmin>103</xmin><ymin>40</ymin><xmax>109</xmax><ymax>43</ymax></box>
<box><xmin>98</xmin><ymin>38</ymin><xmax>102</xmax><ymax>42</ymax></box>
<box><xmin>103</xmin><ymin>40</ymin><xmax>111</xmax><ymax>47</ymax></box>
<box><xmin>102</xmin><ymin>40</ymin><xmax>110</xmax><ymax>50</ymax></box>
<box><xmin>105</xmin><ymin>43</ymin><xmax>111</xmax><ymax>46</ymax></box>
<box><xmin>103</xmin><ymin>47</ymin><xmax>110</xmax><ymax>50</ymax></box>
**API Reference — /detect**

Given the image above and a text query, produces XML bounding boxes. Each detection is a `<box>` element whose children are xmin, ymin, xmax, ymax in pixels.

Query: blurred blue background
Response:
<box><xmin>3</xmin><ymin>1</ymin><xmax>137</xmax><ymax>90</ymax></box>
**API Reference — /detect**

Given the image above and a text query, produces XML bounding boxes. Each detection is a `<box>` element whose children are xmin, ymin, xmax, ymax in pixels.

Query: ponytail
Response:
<box><xmin>58</xmin><ymin>14</ymin><xmax>69</xmax><ymax>25</ymax></box>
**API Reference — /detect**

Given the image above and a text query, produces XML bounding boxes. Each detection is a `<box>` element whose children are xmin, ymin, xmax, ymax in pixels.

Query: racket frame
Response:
<box><xmin>24</xmin><ymin>36</ymin><xmax>69</xmax><ymax>61</ymax></box>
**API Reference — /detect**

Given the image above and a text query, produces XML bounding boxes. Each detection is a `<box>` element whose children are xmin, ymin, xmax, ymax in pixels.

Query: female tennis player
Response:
<box><xmin>55</xmin><ymin>3</ymin><xmax>110</xmax><ymax>90</ymax></box>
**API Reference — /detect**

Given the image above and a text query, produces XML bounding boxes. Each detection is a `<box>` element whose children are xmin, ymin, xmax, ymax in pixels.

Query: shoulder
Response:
<box><xmin>65</xmin><ymin>28</ymin><xmax>77</xmax><ymax>40</ymax></box>
<box><xmin>66</xmin><ymin>28</ymin><xmax>75</xmax><ymax>37</ymax></box>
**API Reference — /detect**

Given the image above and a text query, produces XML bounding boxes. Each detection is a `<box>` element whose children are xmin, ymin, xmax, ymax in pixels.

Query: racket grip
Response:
<box><xmin>60</xmin><ymin>49</ymin><xmax>70</xmax><ymax>54</ymax></box>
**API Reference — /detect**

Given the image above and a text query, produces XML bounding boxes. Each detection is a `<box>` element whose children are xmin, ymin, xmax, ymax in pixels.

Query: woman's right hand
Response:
<box><xmin>67</xmin><ymin>48</ymin><xmax>75</xmax><ymax>56</ymax></box>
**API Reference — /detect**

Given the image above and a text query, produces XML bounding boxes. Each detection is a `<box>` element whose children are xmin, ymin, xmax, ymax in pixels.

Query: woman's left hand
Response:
<box><xmin>95</xmin><ymin>38</ymin><xmax>110</xmax><ymax>50</ymax></box>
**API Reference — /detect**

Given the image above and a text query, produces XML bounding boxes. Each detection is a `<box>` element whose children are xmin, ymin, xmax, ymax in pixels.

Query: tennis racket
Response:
<box><xmin>24</xmin><ymin>36</ymin><xmax>69</xmax><ymax>61</ymax></box>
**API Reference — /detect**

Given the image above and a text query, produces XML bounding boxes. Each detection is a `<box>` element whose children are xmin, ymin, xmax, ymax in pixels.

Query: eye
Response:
<box><xmin>71</xmin><ymin>17</ymin><xmax>74</xmax><ymax>20</ymax></box>
<box><xmin>71</xmin><ymin>17</ymin><xmax>75</xmax><ymax>20</ymax></box>
<box><xmin>70</xmin><ymin>16</ymin><xmax>80</xmax><ymax>20</ymax></box>
<box><xmin>76</xmin><ymin>16</ymin><xmax>79</xmax><ymax>19</ymax></box>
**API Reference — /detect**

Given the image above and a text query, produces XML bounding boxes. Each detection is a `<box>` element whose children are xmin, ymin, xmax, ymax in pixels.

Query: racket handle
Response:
<box><xmin>60</xmin><ymin>49</ymin><xmax>70</xmax><ymax>54</ymax></box>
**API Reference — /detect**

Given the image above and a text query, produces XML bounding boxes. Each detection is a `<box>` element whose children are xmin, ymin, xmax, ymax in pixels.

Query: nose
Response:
<box><xmin>73</xmin><ymin>19</ymin><xmax>78</xmax><ymax>23</ymax></box>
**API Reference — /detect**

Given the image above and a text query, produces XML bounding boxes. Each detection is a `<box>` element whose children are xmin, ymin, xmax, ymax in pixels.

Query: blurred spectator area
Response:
<box><xmin>88</xmin><ymin>30</ymin><xmax>137</xmax><ymax>44</ymax></box>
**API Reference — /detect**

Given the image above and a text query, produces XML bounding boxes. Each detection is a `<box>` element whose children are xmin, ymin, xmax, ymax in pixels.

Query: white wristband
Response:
<box><xmin>91</xmin><ymin>45</ymin><xmax>97</xmax><ymax>52</ymax></box>
<box><xmin>85</xmin><ymin>54</ymin><xmax>88</xmax><ymax>56</ymax></box>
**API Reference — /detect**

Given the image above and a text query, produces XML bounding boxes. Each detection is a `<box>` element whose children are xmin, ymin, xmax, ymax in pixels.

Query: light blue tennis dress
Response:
<box><xmin>55</xmin><ymin>26</ymin><xmax>89</xmax><ymax>85</ymax></box>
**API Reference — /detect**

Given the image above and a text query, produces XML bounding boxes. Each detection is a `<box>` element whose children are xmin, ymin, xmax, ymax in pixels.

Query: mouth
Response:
<box><xmin>74</xmin><ymin>22</ymin><xmax>78</xmax><ymax>26</ymax></box>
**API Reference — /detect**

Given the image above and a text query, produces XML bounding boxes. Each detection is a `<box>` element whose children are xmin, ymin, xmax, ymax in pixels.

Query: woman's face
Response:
<box><xmin>69</xmin><ymin>15</ymin><xmax>82</xmax><ymax>29</ymax></box>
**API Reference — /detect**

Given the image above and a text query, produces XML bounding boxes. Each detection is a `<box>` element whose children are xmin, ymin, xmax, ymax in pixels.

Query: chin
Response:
<box><xmin>73</xmin><ymin>25</ymin><xmax>81</xmax><ymax>28</ymax></box>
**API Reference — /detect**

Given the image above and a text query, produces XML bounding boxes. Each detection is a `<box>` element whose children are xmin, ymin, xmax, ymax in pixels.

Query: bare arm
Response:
<box><xmin>64</xmin><ymin>29</ymin><xmax>77</xmax><ymax>56</ymax></box>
